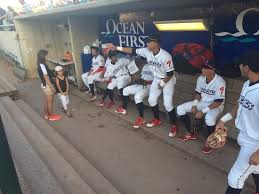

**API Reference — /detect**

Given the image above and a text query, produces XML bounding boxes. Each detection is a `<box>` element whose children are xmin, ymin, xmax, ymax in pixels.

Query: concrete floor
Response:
<box><xmin>0</xmin><ymin>61</ymin><xmax>253</xmax><ymax>194</ymax></box>
<box><xmin>16</xmin><ymin>78</ymin><xmax>252</xmax><ymax>194</ymax></box>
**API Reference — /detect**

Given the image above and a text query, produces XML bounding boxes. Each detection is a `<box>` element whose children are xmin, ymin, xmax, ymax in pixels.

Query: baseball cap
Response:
<box><xmin>55</xmin><ymin>65</ymin><xmax>63</xmax><ymax>72</ymax></box>
<box><xmin>238</xmin><ymin>50</ymin><xmax>259</xmax><ymax>72</ymax></box>
<box><xmin>91</xmin><ymin>43</ymin><xmax>99</xmax><ymax>51</ymax></box>
<box><xmin>147</xmin><ymin>34</ymin><xmax>161</xmax><ymax>43</ymax></box>
<box><xmin>202</xmin><ymin>59</ymin><xmax>216</xmax><ymax>70</ymax></box>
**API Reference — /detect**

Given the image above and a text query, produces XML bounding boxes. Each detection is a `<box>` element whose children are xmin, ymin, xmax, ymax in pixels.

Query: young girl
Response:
<box><xmin>37</xmin><ymin>50</ymin><xmax>61</xmax><ymax>121</ymax></box>
<box><xmin>55</xmin><ymin>66</ymin><xmax>72</xmax><ymax>117</ymax></box>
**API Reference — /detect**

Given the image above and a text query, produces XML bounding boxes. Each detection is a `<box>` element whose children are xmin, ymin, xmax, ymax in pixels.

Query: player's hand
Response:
<box><xmin>249</xmin><ymin>151</ymin><xmax>259</xmax><ymax>165</ymax></box>
<box><xmin>191</xmin><ymin>106</ymin><xmax>198</xmax><ymax>114</ymax></box>
<box><xmin>195</xmin><ymin>111</ymin><xmax>204</xmax><ymax>119</ymax></box>
<box><xmin>215</xmin><ymin>121</ymin><xmax>225</xmax><ymax>132</ymax></box>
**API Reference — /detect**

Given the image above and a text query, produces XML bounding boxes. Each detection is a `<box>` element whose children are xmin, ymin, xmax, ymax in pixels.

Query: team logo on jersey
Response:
<box><xmin>167</xmin><ymin>60</ymin><xmax>172</xmax><ymax>67</ymax></box>
<box><xmin>239</xmin><ymin>95</ymin><xmax>254</xmax><ymax>110</ymax></box>
<box><xmin>113</xmin><ymin>65</ymin><xmax>124</xmax><ymax>75</ymax></box>
<box><xmin>92</xmin><ymin>62</ymin><xmax>99</xmax><ymax>66</ymax></box>
<box><xmin>142</xmin><ymin>70</ymin><xmax>152</xmax><ymax>76</ymax></box>
<box><xmin>201</xmin><ymin>88</ymin><xmax>216</xmax><ymax>95</ymax></box>
<box><xmin>149</xmin><ymin>61</ymin><xmax>162</xmax><ymax>68</ymax></box>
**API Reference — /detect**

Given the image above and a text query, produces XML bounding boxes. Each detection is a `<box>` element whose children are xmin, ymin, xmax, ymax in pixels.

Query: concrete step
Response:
<box><xmin>15</xmin><ymin>99</ymin><xmax>121</xmax><ymax>194</ymax></box>
<box><xmin>0</xmin><ymin>74</ymin><xmax>18</xmax><ymax>100</ymax></box>
<box><xmin>0</xmin><ymin>97</ymin><xmax>96</xmax><ymax>194</ymax></box>
<box><xmin>0</xmin><ymin>101</ymin><xmax>65</xmax><ymax>194</ymax></box>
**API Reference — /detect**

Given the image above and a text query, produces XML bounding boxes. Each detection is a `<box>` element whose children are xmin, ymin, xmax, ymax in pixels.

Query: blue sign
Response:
<box><xmin>99</xmin><ymin>16</ymin><xmax>209</xmax><ymax>54</ymax></box>
<box><xmin>214</xmin><ymin>8</ymin><xmax>259</xmax><ymax>69</ymax></box>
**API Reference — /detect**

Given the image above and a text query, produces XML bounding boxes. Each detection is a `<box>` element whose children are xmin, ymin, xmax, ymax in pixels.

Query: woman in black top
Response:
<box><xmin>37</xmin><ymin>50</ymin><xmax>61</xmax><ymax>121</ymax></box>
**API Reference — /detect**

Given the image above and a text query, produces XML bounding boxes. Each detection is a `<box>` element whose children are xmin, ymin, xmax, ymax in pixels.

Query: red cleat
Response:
<box><xmin>133</xmin><ymin>117</ymin><xmax>145</xmax><ymax>128</ymax></box>
<box><xmin>99</xmin><ymin>100</ymin><xmax>105</xmax><ymax>107</ymax></box>
<box><xmin>146</xmin><ymin>118</ymin><xmax>161</xmax><ymax>128</ymax></box>
<box><xmin>177</xmin><ymin>133</ymin><xmax>197</xmax><ymax>142</ymax></box>
<box><xmin>115</xmin><ymin>107</ymin><xmax>127</xmax><ymax>115</ymax></box>
<box><xmin>106</xmin><ymin>101</ymin><xmax>114</xmax><ymax>109</ymax></box>
<box><xmin>202</xmin><ymin>145</ymin><xmax>213</xmax><ymax>154</ymax></box>
<box><xmin>168</xmin><ymin>125</ymin><xmax>178</xmax><ymax>138</ymax></box>
<box><xmin>48</xmin><ymin>114</ymin><xmax>62</xmax><ymax>121</ymax></box>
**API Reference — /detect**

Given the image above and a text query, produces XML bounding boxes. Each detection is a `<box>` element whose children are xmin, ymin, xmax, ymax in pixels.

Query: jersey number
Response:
<box><xmin>167</xmin><ymin>61</ymin><xmax>172</xmax><ymax>67</ymax></box>
<box><xmin>219</xmin><ymin>87</ymin><xmax>225</xmax><ymax>94</ymax></box>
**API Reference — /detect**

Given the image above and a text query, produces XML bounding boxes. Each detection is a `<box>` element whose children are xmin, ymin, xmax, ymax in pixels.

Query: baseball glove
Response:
<box><xmin>206</xmin><ymin>128</ymin><xmax>227</xmax><ymax>149</ymax></box>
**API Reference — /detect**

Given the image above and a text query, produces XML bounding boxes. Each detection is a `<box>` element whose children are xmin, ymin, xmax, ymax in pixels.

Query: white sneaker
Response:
<box><xmin>90</xmin><ymin>95</ymin><xmax>97</xmax><ymax>102</ymax></box>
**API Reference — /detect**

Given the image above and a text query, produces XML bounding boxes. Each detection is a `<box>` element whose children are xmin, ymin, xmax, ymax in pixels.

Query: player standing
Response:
<box><xmin>115</xmin><ymin>61</ymin><xmax>154</xmax><ymax>128</ymax></box>
<box><xmin>81</xmin><ymin>46</ymin><xmax>105</xmax><ymax>101</ymax></box>
<box><xmin>110</xmin><ymin>35</ymin><xmax>178</xmax><ymax>135</ymax></box>
<box><xmin>215</xmin><ymin>51</ymin><xmax>259</xmax><ymax>194</ymax></box>
<box><xmin>176</xmin><ymin>61</ymin><xmax>226</xmax><ymax>154</ymax></box>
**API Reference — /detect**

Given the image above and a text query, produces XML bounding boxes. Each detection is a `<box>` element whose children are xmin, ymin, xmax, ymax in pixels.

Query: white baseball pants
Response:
<box><xmin>57</xmin><ymin>94</ymin><xmax>70</xmax><ymax>110</ymax></box>
<box><xmin>228</xmin><ymin>132</ymin><xmax>259</xmax><ymax>189</ymax></box>
<box><xmin>123</xmin><ymin>84</ymin><xmax>151</xmax><ymax>104</ymax></box>
<box><xmin>177</xmin><ymin>101</ymin><xmax>223</xmax><ymax>126</ymax></box>
<box><xmin>148</xmin><ymin>76</ymin><xmax>176</xmax><ymax>112</ymax></box>
<box><xmin>107</xmin><ymin>75</ymin><xmax>131</xmax><ymax>90</ymax></box>
<box><xmin>81</xmin><ymin>72</ymin><xmax>102</xmax><ymax>89</ymax></box>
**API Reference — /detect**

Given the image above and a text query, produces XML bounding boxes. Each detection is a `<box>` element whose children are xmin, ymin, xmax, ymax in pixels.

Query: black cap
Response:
<box><xmin>239</xmin><ymin>50</ymin><xmax>259</xmax><ymax>72</ymax></box>
<box><xmin>147</xmin><ymin>34</ymin><xmax>161</xmax><ymax>43</ymax></box>
<box><xmin>108</xmin><ymin>50</ymin><xmax>117</xmax><ymax>59</ymax></box>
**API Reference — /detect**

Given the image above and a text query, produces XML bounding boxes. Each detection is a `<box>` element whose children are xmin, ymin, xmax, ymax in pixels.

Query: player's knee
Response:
<box><xmin>134</xmin><ymin>95</ymin><xmax>143</xmax><ymax>104</ymax></box>
<box><xmin>228</xmin><ymin>171</ymin><xmax>244</xmax><ymax>190</ymax></box>
<box><xmin>164</xmin><ymin>102</ymin><xmax>173</xmax><ymax>112</ymax></box>
<box><xmin>88</xmin><ymin>76</ymin><xmax>94</xmax><ymax>84</ymax></box>
<box><xmin>177</xmin><ymin>105</ymin><xmax>186</xmax><ymax>116</ymax></box>
<box><xmin>148</xmin><ymin>97</ymin><xmax>157</xmax><ymax>107</ymax></box>
<box><xmin>107</xmin><ymin>83</ymin><xmax>115</xmax><ymax>90</ymax></box>
<box><xmin>82</xmin><ymin>72</ymin><xmax>88</xmax><ymax>78</ymax></box>
<box><xmin>205</xmin><ymin>115</ymin><xmax>216</xmax><ymax>126</ymax></box>
<box><xmin>228</xmin><ymin>169</ymin><xmax>247</xmax><ymax>189</ymax></box>
<box><xmin>123</xmin><ymin>87</ymin><xmax>130</xmax><ymax>96</ymax></box>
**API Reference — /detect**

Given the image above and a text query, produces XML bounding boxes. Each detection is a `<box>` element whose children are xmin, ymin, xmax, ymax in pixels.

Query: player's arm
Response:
<box><xmin>109</xmin><ymin>44</ymin><xmax>133</xmax><ymax>54</ymax></box>
<box><xmin>55</xmin><ymin>78</ymin><xmax>63</xmax><ymax>94</ymax></box>
<box><xmin>216</xmin><ymin>104</ymin><xmax>238</xmax><ymax>132</ymax></box>
<box><xmin>159</xmin><ymin>57</ymin><xmax>174</xmax><ymax>88</ymax></box>
<box><xmin>201</xmin><ymin>82</ymin><xmax>226</xmax><ymax>115</ymax></box>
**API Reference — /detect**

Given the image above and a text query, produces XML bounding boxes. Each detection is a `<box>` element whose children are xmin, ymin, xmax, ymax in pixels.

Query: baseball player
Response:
<box><xmin>110</xmin><ymin>35</ymin><xmax>178</xmax><ymax>134</ymax></box>
<box><xmin>99</xmin><ymin>50</ymin><xmax>138</xmax><ymax>109</ymax></box>
<box><xmin>176</xmin><ymin>61</ymin><xmax>226</xmax><ymax>154</ymax></box>
<box><xmin>81</xmin><ymin>46</ymin><xmax>105</xmax><ymax>101</ymax></box>
<box><xmin>215</xmin><ymin>51</ymin><xmax>259</xmax><ymax>194</ymax></box>
<box><xmin>115</xmin><ymin>61</ymin><xmax>154</xmax><ymax>128</ymax></box>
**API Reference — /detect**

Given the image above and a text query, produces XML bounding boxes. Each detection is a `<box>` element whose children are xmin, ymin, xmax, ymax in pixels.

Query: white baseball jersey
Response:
<box><xmin>136</xmin><ymin>48</ymin><xmax>174</xmax><ymax>79</ymax></box>
<box><xmin>91</xmin><ymin>55</ymin><xmax>105</xmax><ymax>70</ymax></box>
<box><xmin>196</xmin><ymin>74</ymin><xmax>226</xmax><ymax>103</ymax></box>
<box><xmin>104</xmin><ymin>58</ymin><xmax>115</xmax><ymax>78</ymax></box>
<box><xmin>235</xmin><ymin>81</ymin><xmax>259</xmax><ymax>140</ymax></box>
<box><xmin>105</xmin><ymin>58</ymin><xmax>138</xmax><ymax>78</ymax></box>
<box><xmin>141</xmin><ymin>64</ymin><xmax>154</xmax><ymax>81</ymax></box>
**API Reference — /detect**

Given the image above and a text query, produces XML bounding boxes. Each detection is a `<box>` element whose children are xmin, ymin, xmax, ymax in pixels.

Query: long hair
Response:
<box><xmin>37</xmin><ymin>50</ymin><xmax>48</xmax><ymax>66</ymax></box>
